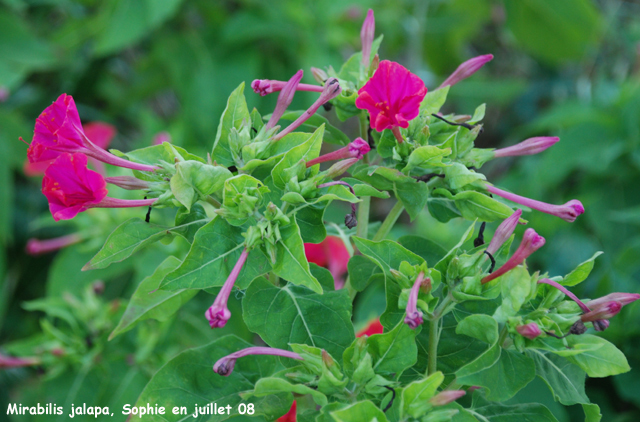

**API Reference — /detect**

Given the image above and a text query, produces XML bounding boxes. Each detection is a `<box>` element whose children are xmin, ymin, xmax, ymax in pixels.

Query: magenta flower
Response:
<box><xmin>404</xmin><ymin>272</ymin><xmax>428</xmax><ymax>329</ymax></box>
<box><xmin>438</xmin><ymin>54</ymin><xmax>493</xmax><ymax>89</ymax></box>
<box><xmin>516</xmin><ymin>322</ymin><xmax>543</xmax><ymax>340</ymax></box>
<box><xmin>251</xmin><ymin>79</ymin><xmax>323</xmax><ymax>96</ymax></box>
<box><xmin>430</xmin><ymin>390</ymin><xmax>466</xmax><ymax>406</ymax></box>
<box><xmin>272</xmin><ymin>78</ymin><xmax>342</xmax><ymax>141</ymax></box>
<box><xmin>361</xmin><ymin>9</ymin><xmax>375</xmax><ymax>67</ymax></box>
<box><xmin>152</xmin><ymin>131</ymin><xmax>171</xmax><ymax>145</ymax></box>
<box><xmin>26</xmin><ymin>233</ymin><xmax>82</xmax><ymax>255</ymax></box>
<box><xmin>493</xmin><ymin>136</ymin><xmax>560</xmax><ymax>158</ymax></box>
<box><xmin>486</xmin><ymin>209</ymin><xmax>523</xmax><ymax>256</ymax></box>
<box><xmin>306</xmin><ymin>138</ymin><xmax>370</xmax><ymax>168</ymax></box>
<box><xmin>265</xmin><ymin>70</ymin><xmax>304</xmax><ymax>131</ymax></box>
<box><xmin>482</xmin><ymin>229</ymin><xmax>545</xmax><ymax>284</ymax></box>
<box><xmin>205</xmin><ymin>248</ymin><xmax>249</xmax><ymax>328</ymax></box>
<box><xmin>213</xmin><ymin>346</ymin><xmax>303</xmax><ymax>376</ymax></box>
<box><xmin>487</xmin><ymin>185</ymin><xmax>584</xmax><ymax>223</ymax></box>
<box><xmin>42</xmin><ymin>153</ymin><xmax>156</xmax><ymax>221</ymax></box>
<box><xmin>356</xmin><ymin>60</ymin><xmax>427</xmax><ymax>143</ymax></box>
<box><xmin>27</xmin><ymin>94</ymin><xmax>158</xmax><ymax>172</ymax></box>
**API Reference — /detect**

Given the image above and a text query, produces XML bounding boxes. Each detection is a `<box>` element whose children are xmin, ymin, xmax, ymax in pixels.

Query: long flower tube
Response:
<box><xmin>251</xmin><ymin>79</ymin><xmax>323</xmax><ymax>96</ymax></box>
<box><xmin>306</xmin><ymin>138</ymin><xmax>370</xmax><ymax>168</ymax></box>
<box><xmin>265</xmin><ymin>70</ymin><xmax>304</xmax><ymax>131</ymax></box>
<box><xmin>486</xmin><ymin>209</ymin><xmax>522</xmax><ymax>256</ymax></box>
<box><xmin>481</xmin><ymin>229</ymin><xmax>545</xmax><ymax>284</ymax></box>
<box><xmin>404</xmin><ymin>272</ymin><xmax>427</xmax><ymax>329</ymax></box>
<box><xmin>438</xmin><ymin>54</ymin><xmax>493</xmax><ymax>89</ymax></box>
<box><xmin>213</xmin><ymin>346</ymin><xmax>303</xmax><ymax>376</ymax></box>
<box><xmin>486</xmin><ymin>185</ymin><xmax>584</xmax><ymax>223</ymax></box>
<box><xmin>493</xmin><ymin>136</ymin><xmax>560</xmax><ymax>158</ymax></box>
<box><xmin>272</xmin><ymin>78</ymin><xmax>342</xmax><ymax>141</ymax></box>
<box><xmin>26</xmin><ymin>233</ymin><xmax>83</xmax><ymax>255</ymax></box>
<box><xmin>360</xmin><ymin>9</ymin><xmax>375</xmax><ymax>67</ymax></box>
<box><xmin>205</xmin><ymin>248</ymin><xmax>249</xmax><ymax>328</ymax></box>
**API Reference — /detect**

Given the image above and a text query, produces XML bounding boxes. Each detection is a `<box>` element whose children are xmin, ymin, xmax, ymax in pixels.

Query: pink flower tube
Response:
<box><xmin>493</xmin><ymin>136</ymin><xmax>560</xmax><ymax>158</ymax></box>
<box><xmin>438</xmin><ymin>54</ymin><xmax>493</xmax><ymax>89</ymax></box>
<box><xmin>486</xmin><ymin>209</ymin><xmax>522</xmax><ymax>256</ymax></box>
<box><xmin>265</xmin><ymin>70</ymin><xmax>304</xmax><ymax>131</ymax></box>
<box><xmin>360</xmin><ymin>9</ymin><xmax>375</xmax><ymax>67</ymax></box>
<box><xmin>404</xmin><ymin>272</ymin><xmax>428</xmax><ymax>329</ymax></box>
<box><xmin>26</xmin><ymin>234</ymin><xmax>82</xmax><ymax>255</ymax></box>
<box><xmin>205</xmin><ymin>248</ymin><xmax>249</xmax><ymax>328</ymax></box>
<box><xmin>481</xmin><ymin>229</ymin><xmax>545</xmax><ymax>284</ymax></box>
<box><xmin>306</xmin><ymin>138</ymin><xmax>370</xmax><ymax>168</ymax></box>
<box><xmin>213</xmin><ymin>346</ymin><xmax>303</xmax><ymax>376</ymax></box>
<box><xmin>516</xmin><ymin>322</ymin><xmax>543</xmax><ymax>340</ymax></box>
<box><xmin>487</xmin><ymin>185</ymin><xmax>584</xmax><ymax>223</ymax></box>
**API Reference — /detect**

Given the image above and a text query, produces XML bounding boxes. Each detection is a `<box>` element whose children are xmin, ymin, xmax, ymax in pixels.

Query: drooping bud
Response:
<box><xmin>486</xmin><ymin>185</ymin><xmax>584</xmax><ymax>223</ymax></box>
<box><xmin>516</xmin><ymin>322</ymin><xmax>543</xmax><ymax>340</ymax></box>
<box><xmin>404</xmin><ymin>272</ymin><xmax>427</xmax><ymax>329</ymax></box>
<box><xmin>360</xmin><ymin>9</ymin><xmax>375</xmax><ymax>67</ymax></box>
<box><xmin>586</xmin><ymin>292</ymin><xmax>640</xmax><ymax>309</ymax></box>
<box><xmin>429</xmin><ymin>390</ymin><xmax>466</xmax><ymax>406</ymax></box>
<box><xmin>306</xmin><ymin>138</ymin><xmax>370</xmax><ymax>168</ymax></box>
<box><xmin>580</xmin><ymin>301</ymin><xmax>623</xmax><ymax>322</ymax></box>
<box><xmin>486</xmin><ymin>209</ymin><xmax>522</xmax><ymax>255</ymax></box>
<box><xmin>482</xmin><ymin>229</ymin><xmax>545</xmax><ymax>284</ymax></box>
<box><xmin>537</xmin><ymin>278</ymin><xmax>591</xmax><ymax>313</ymax></box>
<box><xmin>205</xmin><ymin>248</ymin><xmax>249</xmax><ymax>328</ymax></box>
<box><xmin>438</xmin><ymin>54</ymin><xmax>493</xmax><ymax>89</ymax></box>
<box><xmin>213</xmin><ymin>346</ymin><xmax>303</xmax><ymax>376</ymax></box>
<box><xmin>493</xmin><ymin>136</ymin><xmax>560</xmax><ymax>158</ymax></box>
<box><xmin>265</xmin><ymin>70</ymin><xmax>304</xmax><ymax>131</ymax></box>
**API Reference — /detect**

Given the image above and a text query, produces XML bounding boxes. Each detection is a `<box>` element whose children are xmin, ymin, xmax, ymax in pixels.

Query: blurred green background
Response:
<box><xmin>1</xmin><ymin>0</ymin><xmax>639</xmax><ymax>421</ymax></box>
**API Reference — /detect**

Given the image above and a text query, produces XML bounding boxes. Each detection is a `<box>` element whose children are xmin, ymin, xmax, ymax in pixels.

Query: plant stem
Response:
<box><xmin>356</xmin><ymin>197</ymin><xmax>370</xmax><ymax>239</ymax></box>
<box><xmin>428</xmin><ymin>316</ymin><xmax>439</xmax><ymax>376</ymax></box>
<box><xmin>372</xmin><ymin>201</ymin><xmax>404</xmax><ymax>241</ymax></box>
<box><xmin>498</xmin><ymin>325</ymin><xmax>509</xmax><ymax>348</ymax></box>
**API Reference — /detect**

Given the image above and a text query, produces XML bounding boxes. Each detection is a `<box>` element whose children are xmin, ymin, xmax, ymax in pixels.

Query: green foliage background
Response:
<box><xmin>0</xmin><ymin>0</ymin><xmax>639</xmax><ymax>421</ymax></box>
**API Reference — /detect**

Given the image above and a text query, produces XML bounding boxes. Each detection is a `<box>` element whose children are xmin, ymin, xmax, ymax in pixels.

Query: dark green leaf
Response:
<box><xmin>525</xmin><ymin>349</ymin><xmax>588</xmax><ymax>406</ymax></box>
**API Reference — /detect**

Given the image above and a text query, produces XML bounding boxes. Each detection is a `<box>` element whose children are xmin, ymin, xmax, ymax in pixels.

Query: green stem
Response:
<box><xmin>205</xmin><ymin>196</ymin><xmax>221</xmax><ymax>208</ymax></box>
<box><xmin>372</xmin><ymin>201</ymin><xmax>404</xmax><ymax>241</ymax></box>
<box><xmin>427</xmin><ymin>316</ymin><xmax>439</xmax><ymax>376</ymax></box>
<box><xmin>356</xmin><ymin>196</ymin><xmax>370</xmax><ymax>239</ymax></box>
<box><xmin>498</xmin><ymin>325</ymin><xmax>509</xmax><ymax>348</ymax></box>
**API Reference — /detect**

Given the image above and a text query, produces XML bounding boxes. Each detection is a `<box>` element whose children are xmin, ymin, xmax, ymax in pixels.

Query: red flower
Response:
<box><xmin>24</xmin><ymin>121</ymin><xmax>116</xmax><ymax>176</ymax></box>
<box><xmin>277</xmin><ymin>401</ymin><xmax>296</xmax><ymax>422</ymax></box>
<box><xmin>355</xmin><ymin>60</ymin><xmax>427</xmax><ymax>133</ymax></box>
<box><xmin>356</xmin><ymin>318</ymin><xmax>384</xmax><ymax>337</ymax></box>
<box><xmin>304</xmin><ymin>236</ymin><xmax>350</xmax><ymax>289</ymax></box>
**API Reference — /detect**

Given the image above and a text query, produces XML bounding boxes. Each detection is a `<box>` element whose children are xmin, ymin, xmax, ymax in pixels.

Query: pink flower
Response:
<box><xmin>585</xmin><ymin>292</ymin><xmax>640</xmax><ymax>309</ymax></box>
<box><xmin>42</xmin><ymin>153</ymin><xmax>156</xmax><ymax>221</ymax></box>
<box><xmin>306</xmin><ymin>138</ymin><xmax>370</xmax><ymax>167</ymax></box>
<box><xmin>439</xmin><ymin>54</ymin><xmax>493</xmax><ymax>88</ymax></box>
<box><xmin>0</xmin><ymin>353</ymin><xmax>40</xmax><ymax>369</ymax></box>
<box><xmin>205</xmin><ymin>248</ymin><xmax>249</xmax><ymax>328</ymax></box>
<box><xmin>213</xmin><ymin>346</ymin><xmax>302</xmax><ymax>376</ymax></box>
<box><xmin>265</xmin><ymin>70</ymin><xmax>304</xmax><ymax>131</ymax></box>
<box><xmin>277</xmin><ymin>401</ymin><xmax>297</xmax><ymax>422</ymax></box>
<box><xmin>25</xmin><ymin>233</ymin><xmax>82</xmax><ymax>255</ymax></box>
<box><xmin>405</xmin><ymin>272</ymin><xmax>428</xmax><ymax>329</ymax></box>
<box><xmin>152</xmin><ymin>131</ymin><xmax>171</xmax><ymax>145</ymax></box>
<box><xmin>516</xmin><ymin>323</ymin><xmax>543</xmax><ymax>340</ymax></box>
<box><xmin>304</xmin><ymin>236</ymin><xmax>350</xmax><ymax>289</ymax></box>
<box><xmin>356</xmin><ymin>318</ymin><xmax>384</xmax><ymax>337</ymax></box>
<box><xmin>355</xmin><ymin>60</ymin><xmax>427</xmax><ymax>143</ymax></box>
<box><xmin>486</xmin><ymin>209</ymin><xmax>523</xmax><ymax>256</ymax></box>
<box><xmin>487</xmin><ymin>185</ymin><xmax>584</xmax><ymax>223</ymax></box>
<box><xmin>361</xmin><ymin>9</ymin><xmax>375</xmax><ymax>67</ymax></box>
<box><xmin>251</xmin><ymin>79</ymin><xmax>323</xmax><ymax>96</ymax></box>
<box><xmin>430</xmin><ymin>390</ymin><xmax>466</xmax><ymax>406</ymax></box>
<box><xmin>24</xmin><ymin>121</ymin><xmax>116</xmax><ymax>176</ymax></box>
<box><xmin>27</xmin><ymin>94</ymin><xmax>157</xmax><ymax>172</ymax></box>
<box><xmin>482</xmin><ymin>229</ymin><xmax>545</xmax><ymax>284</ymax></box>
<box><xmin>494</xmin><ymin>136</ymin><xmax>560</xmax><ymax>158</ymax></box>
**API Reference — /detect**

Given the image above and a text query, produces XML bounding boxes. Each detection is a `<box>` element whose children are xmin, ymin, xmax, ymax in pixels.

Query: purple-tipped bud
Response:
<box><xmin>205</xmin><ymin>248</ymin><xmax>249</xmax><ymax>328</ymax></box>
<box><xmin>266</xmin><ymin>70</ymin><xmax>304</xmax><ymax>131</ymax></box>
<box><xmin>213</xmin><ymin>346</ymin><xmax>303</xmax><ymax>376</ymax></box>
<box><xmin>251</xmin><ymin>79</ymin><xmax>324</xmax><ymax>97</ymax></box>
<box><xmin>361</xmin><ymin>9</ymin><xmax>375</xmax><ymax>67</ymax></box>
<box><xmin>586</xmin><ymin>292</ymin><xmax>640</xmax><ymax>309</ymax></box>
<box><xmin>516</xmin><ymin>322</ymin><xmax>543</xmax><ymax>340</ymax></box>
<box><xmin>494</xmin><ymin>136</ymin><xmax>560</xmax><ymax>158</ymax></box>
<box><xmin>306</xmin><ymin>138</ymin><xmax>371</xmax><ymax>168</ymax></box>
<box><xmin>430</xmin><ymin>390</ymin><xmax>466</xmax><ymax>406</ymax></box>
<box><xmin>25</xmin><ymin>233</ymin><xmax>82</xmax><ymax>255</ymax></box>
<box><xmin>273</xmin><ymin>78</ymin><xmax>342</xmax><ymax>141</ymax></box>
<box><xmin>487</xmin><ymin>185</ymin><xmax>585</xmax><ymax>223</ymax></box>
<box><xmin>325</xmin><ymin>158</ymin><xmax>359</xmax><ymax>179</ymax></box>
<box><xmin>404</xmin><ymin>273</ymin><xmax>427</xmax><ymax>329</ymax></box>
<box><xmin>439</xmin><ymin>54</ymin><xmax>494</xmax><ymax>89</ymax></box>
<box><xmin>152</xmin><ymin>131</ymin><xmax>171</xmax><ymax>145</ymax></box>
<box><xmin>486</xmin><ymin>209</ymin><xmax>522</xmax><ymax>255</ymax></box>
<box><xmin>105</xmin><ymin>176</ymin><xmax>150</xmax><ymax>191</ymax></box>
<box><xmin>482</xmin><ymin>228</ymin><xmax>545</xmax><ymax>284</ymax></box>
<box><xmin>311</xmin><ymin>67</ymin><xmax>328</xmax><ymax>84</ymax></box>
<box><xmin>581</xmin><ymin>301</ymin><xmax>623</xmax><ymax>322</ymax></box>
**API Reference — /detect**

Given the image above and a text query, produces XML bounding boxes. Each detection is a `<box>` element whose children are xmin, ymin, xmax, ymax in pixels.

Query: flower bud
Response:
<box><xmin>439</xmin><ymin>54</ymin><xmax>493</xmax><ymax>88</ymax></box>
<box><xmin>516</xmin><ymin>322</ymin><xmax>542</xmax><ymax>340</ymax></box>
<box><xmin>360</xmin><ymin>9</ymin><xmax>375</xmax><ymax>67</ymax></box>
<box><xmin>493</xmin><ymin>136</ymin><xmax>560</xmax><ymax>158</ymax></box>
<box><xmin>580</xmin><ymin>301</ymin><xmax>622</xmax><ymax>322</ymax></box>
<box><xmin>482</xmin><ymin>229</ymin><xmax>545</xmax><ymax>284</ymax></box>
<box><xmin>486</xmin><ymin>209</ymin><xmax>522</xmax><ymax>255</ymax></box>
<box><xmin>429</xmin><ymin>390</ymin><xmax>466</xmax><ymax>406</ymax></box>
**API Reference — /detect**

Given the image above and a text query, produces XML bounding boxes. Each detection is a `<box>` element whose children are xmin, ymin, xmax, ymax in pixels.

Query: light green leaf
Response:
<box><xmin>366</xmin><ymin>322</ymin><xmax>419</xmax><ymax>376</ymax></box>
<box><xmin>252</xmin><ymin>377</ymin><xmax>327</xmax><ymax>406</ymax></box>
<box><xmin>444</xmin><ymin>163</ymin><xmax>486</xmax><ymax>190</ymax></box>
<box><xmin>272</xmin><ymin>125</ymin><xmax>324</xmax><ymax>189</ymax></box>
<box><xmin>471</xmin><ymin>401</ymin><xmax>559</xmax><ymax>422</ymax></box>
<box><xmin>331</xmin><ymin>401</ymin><xmax>388</xmax><ymax>422</ymax></box>
<box><xmin>242</xmin><ymin>278</ymin><xmax>354</xmax><ymax>359</ymax></box>
<box><xmin>456</xmin><ymin>314</ymin><xmax>499</xmax><ymax>345</ymax></box>
<box><xmin>347</xmin><ymin>255</ymin><xmax>380</xmax><ymax>292</ymax></box>
<box><xmin>272</xmin><ymin>222</ymin><xmax>322</xmax><ymax>294</ymax></box>
<box><xmin>493</xmin><ymin>266</ymin><xmax>531</xmax><ymax>322</ymax></box>
<box><xmin>561</xmin><ymin>251</ymin><xmax>603</xmax><ymax>286</ymax></box>
<box><xmin>421</xmin><ymin>86</ymin><xmax>450</xmax><ymax>114</ymax></box>
<box><xmin>582</xmin><ymin>403</ymin><xmax>602</xmax><ymax>422</ymax></box>
<box><xmin>403</xmin><ymin>146</ymin><xmax>452</xmax><ymax>173</ymax></box>
<box><xmin>277</xmin><ymin>111</ymin><xmax>350</xmax><ymax>145</ymax></box>
<box><xmin>211</xmin><ymin>82</ymin><xmax>250</xmax><ymax>166</ymax></box>
<box><xmin>564</xmin><ymin>334</ymin><xmax>630</xmax><ymax>377</ymax></box>
<box><xmin>453</xmin><ymin>191</ymin><xmax>516</xmax><ymax>222</ymax></box>
<box><xmin>525</xmin><ymin>349</ymin><xmax>589</xmax><ymax>406</ymax></box>
<box><xmin>401</xmin><ymin>371</ymin><xmax>445</xmax><ymax>418</ymax></box>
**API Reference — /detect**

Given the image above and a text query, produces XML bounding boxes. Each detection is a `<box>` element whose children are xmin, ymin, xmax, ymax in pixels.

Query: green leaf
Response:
<box><xmin>252</xmin><ymin>377</ymin><xmax>327</xmax><ymax>406</ymax></box>
<box><xmin>296</xmin><ymin>204</ymin><xmax>327</xmax><ymax>244</ymax></box>
<box><xmin>347</xmin><ymin>255</ymin><xmax>380</xmax><ymax>292</ymax></box>
<box><xmin>402</xmin><ymin>146</ymin><xmax>451</xmax><ymax>173</ymax></box>
<box><xmin>277</xmin><ymin>111</ymin><xmax>350</xmax><ymax>145</ymax></box>
<box><xmin>310</xmin><ymin>263</ymin><xmax>335</xmax><ymax>292</ymax></box>
<box><xmin>110</xmin><ymin>256</ymin><xmax>197</xmax><ymax>339</ymax></box>
<box><xmin>561</xmin><ymin>251</ymin><xmax>603</xmax><ymax>286</ymax></box>
<box><xmin>371</xmin><ymin>167</ymin><xmax>429</xmax><ymax>220</ymax></box>
<box><xmin>421</xmin><ymin>86</ymin><xmax>450</xmax><ymax>114</ymax></box>
<box><xmin>398</xmin><ymin>235</ymin><xmax>447</xmax><ymax>268</ymax></box>
<box><xmin>471</xmin><ymin>401</ymin><xmax>559</xmax><ymax>422</ymax></box>
<box><xmin>135</xmin><ymin>335</ymin><xmax>291</xmax><ymax>421</ymax></box>
<box><xmin>273</xmin><ymin>222</ymin><xmax>322</xmax><ymax>294</ymax></box>
<box><xmin>272</xmin><ymin>125</ymin><xmax>324</xmax><ymax>189</ymax></box>
<box><xmin>453</xmin><ymin>191</ymin><xmax>516</xmax><ymax>222</ymax></box>
<box><xmin>242</xmin><ymin>278</ymin><xmax>354</xmax><ymax>359</ymax></box>
<box><xmin>444</xmin><ymin>163</ymin><xmax>486</xmax><ymax>190</ymax></box>
<box><xmin>331</xmin><ymin>401</ymin><xmax>388</xmax><ymax>422</ymax></box>
<box><xmin>456</xmin><ymin>314</ymin><xmax>499</xmax><ymax>345</ymax></box>
<box><xmin>116</xmin><ymin>140</ymin><xmax>203</xmax><ymax>168</ymax></box>
<box><xmin>174</xmin><ymin>204</ymin><xmax>208</xmax><ymax>243</ymax></box>
<box><xmin>343</xmin><ymin>177</ymin><xmax>390</xmax><ymax>199</ymax></box>
<box><xmin>493</xmin><ymin>266</ymin><xmax>531</xmax><ymax>322</ymax></box>
<box><xmin>170</xmin><ymin>170</ymin><xmax>196</xmax><ymax>210</ymax></box>
<box><xmin>366</xmin><ymin>322</ymin><xmax>419</xmax><ymax>376</ymax></box>
<box><xmin>582</xmin><ymin>403</ymin><xmax>602</xmax><ymax>422</ymax></box>
<box><xmin>84</xmin><ymin>218</ymin><xmax>170</xmax><ymax>270</ymax></box>
<box><xmin>401</xmin><ymin>371</ymin><xmax>445</xmax><ymax>418</ymax></box>
<box><xmin>160</xmin><ymin>218</ymin><xmax>270</xmax><ymax>290</ymax></box>
<box><xmin>525</xmin><ymin>349</ymin><xmax>589</xmax><ymax>406</ymax></box>
<box><xmin>564</xmin><ymin>334</ymin><xmax>630</xmax><ymax>377</ymax></box>
<box><xmin>211</xmin><ymin>82</ymin><xmax>251</xmax><ymax>166</ymax></box>
<box><xmin>176</xmin><ymin>160</ymin><xmax>233</xmax><ymax>196</ymax></box>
